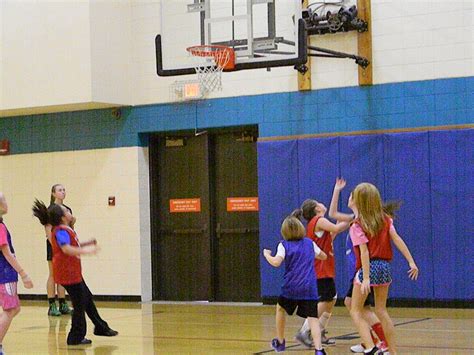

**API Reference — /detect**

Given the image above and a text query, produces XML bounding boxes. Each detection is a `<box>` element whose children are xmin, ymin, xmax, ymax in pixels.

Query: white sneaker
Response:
<box><xmin>294</xmin><ymin>330</ymin><xmax>313</xmax><ymax>348</ymax></box>
<box><xmin>350</xmin><ymin>343</ymin><xmax>366</xmax><ymax>353</ymax></box>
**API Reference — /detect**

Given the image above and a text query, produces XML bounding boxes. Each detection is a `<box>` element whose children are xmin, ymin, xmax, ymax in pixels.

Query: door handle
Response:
<box><xmin>160</xmin><ymin>225</ymin><xmax>207</xmax><ymax>235</ymax></box>
<box><xmin>219</xmin><ymin>228</ymin><xmax>259</xmax><ymax>234</ymax></box>
<box><xmin>216</xmin><ymin>223</ymin><xmax>258</xmax><ymax>239</ymax></box>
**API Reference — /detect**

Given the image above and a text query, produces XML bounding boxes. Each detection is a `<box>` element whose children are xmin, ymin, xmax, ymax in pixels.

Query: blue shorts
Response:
<box><xmin>355</xmin><ymin>259</ymin><xmax>392</xmax><ymax>286</ymax></box>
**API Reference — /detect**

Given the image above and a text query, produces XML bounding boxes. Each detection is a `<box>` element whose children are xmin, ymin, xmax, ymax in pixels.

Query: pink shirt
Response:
<box><xmin>349</xmin><ymin>223</ymin><xmax>369</xmax><ymax>246</ymax></box>
<box><xmin>0</xmin><ymin>224</ymin><xmax>8</xmax><ymax>246</ymax></box>
<box><xmin>350</xmin><ymin>217</ymin><xmax>396</xmax><ymax>270</ymax></box>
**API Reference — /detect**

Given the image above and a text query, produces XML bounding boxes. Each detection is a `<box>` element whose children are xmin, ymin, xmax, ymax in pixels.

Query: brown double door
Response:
<box><xmin>150</xmin><ymin>128</ymin><xmax>260</xmax><ymax>302</ymax></box>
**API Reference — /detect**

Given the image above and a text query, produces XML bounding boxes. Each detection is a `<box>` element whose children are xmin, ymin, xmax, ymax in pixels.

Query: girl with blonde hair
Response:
<box><xmin>348</xmin><ymin>183</ymin><xmax>418</xmax><ymax>355</ymax></box>
<box><xmin>263</xmin><ymin>213</ymin><xmax>328</xmax><ymax>354</ymax></box>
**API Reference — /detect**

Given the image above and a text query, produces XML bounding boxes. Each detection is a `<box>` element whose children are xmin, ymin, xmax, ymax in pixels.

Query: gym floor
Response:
<box><xmin>5</xmin><ymin>302</ymin><xmax>473</xmax><ymax>354</ymax></box>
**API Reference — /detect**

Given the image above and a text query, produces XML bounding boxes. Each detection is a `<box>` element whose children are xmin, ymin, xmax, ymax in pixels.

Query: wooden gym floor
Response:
<box><xmin>3</xmin><ymin>301</ymin><xmax>473</xmax><ymax>354</ymax></box>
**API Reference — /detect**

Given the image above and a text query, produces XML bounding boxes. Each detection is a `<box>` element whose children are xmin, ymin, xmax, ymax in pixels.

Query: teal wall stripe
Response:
<box><xmin>1</xmin><ymin>77</ymin><xmax>473</xmax><ymax>154</ymax></box>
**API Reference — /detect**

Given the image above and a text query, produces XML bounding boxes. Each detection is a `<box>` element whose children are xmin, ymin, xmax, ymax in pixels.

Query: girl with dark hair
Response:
<box><xmin>33</xmin><ymin>200</ymin><xmax>118</xmax><ymax>346</ymax></box>
<box><xmin>44</xmin><ymin>184</ymin><xmax>73</xmax><ymax>316</ymax></box>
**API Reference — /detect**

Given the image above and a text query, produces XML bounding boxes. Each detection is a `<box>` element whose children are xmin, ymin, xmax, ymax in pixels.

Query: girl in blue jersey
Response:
<box><xmin>263</xmin><ymin>212</ymin><xmax>328</xmax><ymax>354</ymax></box>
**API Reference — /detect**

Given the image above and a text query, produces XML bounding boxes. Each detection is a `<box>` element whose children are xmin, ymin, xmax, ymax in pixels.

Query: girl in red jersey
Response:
<box><xmin>329</xmin><ymin>178</ymin><xmax>394</xmax><ymax>353</ymax></box>
<box><xmin>293</xmin><ymin>200</ymin><xmax>349</xmax><ymax>347</ymax></box>
<box><xmin>348</xmin><ymin>183</ymin><xmax>418</xmax><ymax>355</ymax></box>
<box><xmin>45</xmin><ymin>184</ymin><xmax>74</xmax><ymax>316</ymax></box>
<box><xmin>32</xmin><ymin>200</ymin><xmax>118</xmax><ymax>346</ymax></box>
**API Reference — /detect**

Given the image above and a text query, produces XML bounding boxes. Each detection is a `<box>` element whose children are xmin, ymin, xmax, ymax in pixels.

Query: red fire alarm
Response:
<box><xmin>0</xmin><ymin>140</ymin><xmax>10</xmax><ymax>155</ymax></box>
<box><xmin>108</xmin><ymin>196</ymin><xmax>115</xmax><ymax>206</ymax></box>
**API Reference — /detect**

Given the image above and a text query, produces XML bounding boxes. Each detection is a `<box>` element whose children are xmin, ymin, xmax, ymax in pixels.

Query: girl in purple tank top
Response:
<box><xmin>263</xmin><ymin>212</ymin><xmax>328</xmax><ymax>355</ymax></box>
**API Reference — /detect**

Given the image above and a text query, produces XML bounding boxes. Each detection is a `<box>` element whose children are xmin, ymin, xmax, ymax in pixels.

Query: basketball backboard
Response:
<box><xmin>156</xmin><ymin>0</ymin><xmax>306</xmax><ymax>76</ymax></box>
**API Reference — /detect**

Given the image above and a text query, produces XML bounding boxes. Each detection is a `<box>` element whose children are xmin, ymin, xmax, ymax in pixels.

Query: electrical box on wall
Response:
<box><xmin>0</xmin><ymin>140</ymin><xmax>10</xmax><ymax>155</ymax></box>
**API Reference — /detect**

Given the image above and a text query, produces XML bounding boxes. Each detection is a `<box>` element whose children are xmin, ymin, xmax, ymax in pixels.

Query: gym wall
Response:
<box><xmin>0</xmin><ymin>1</ymin><xmax>472</xmax><ymax>300</ymax></box>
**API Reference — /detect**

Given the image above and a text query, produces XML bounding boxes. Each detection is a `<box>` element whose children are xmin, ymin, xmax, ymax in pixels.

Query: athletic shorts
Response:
<box><xmin>277</xmin><ymin>296</ymin><xmax>318</xmax><ymax>318</ymax></box>
<box><xmin>346</xmin><ymin>277</ymin><xmax>375</xmax><ymax>306</ymax></box>
<box><xmin>0</xmin><ymin>282</ymin><xmax>20</xmax><ymax>310</ymax></box>
<box><xmin>355</xmin><ymin>259</ymin><xmax>392</xmax><ymax>286</ymax></box>
<box><xmin>46</xmin><ymin>239</ymin><xmax>53</xmax><ymax>261</ymax></box>
<box><xmin>317</xmin><ymin>278</ymin><xmax>337</xmax><ymax>302</ymax></box>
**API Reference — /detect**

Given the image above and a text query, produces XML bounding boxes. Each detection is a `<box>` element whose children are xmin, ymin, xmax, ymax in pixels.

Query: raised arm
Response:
<box><xmin>316</xmin><ymin>249</ymin><xmax>327</xmax><ymax>260</ymax></box>
<box><xmin>316</xmin><ymin>218</ymin><xmax>350</xmax><ymax>240</ymax></box>
<box><xmin>329</xmin><ymin>178</ymin><xmax>354</xmax><ymax>222</ymax></box>
<box><xmin>263</xmin><ymin>249</ymin><xmax>283</xmax><ymax>267</ymax></box>
<box><xmin>389</xmin><ymin>228</ymin><xmax>419</xmax><ymax>280</ymax></box>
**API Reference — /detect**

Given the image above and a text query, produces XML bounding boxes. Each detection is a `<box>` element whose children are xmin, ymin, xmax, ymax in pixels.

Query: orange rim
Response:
<box><xmin>187</xmin><ymin>45</ymin><xmax>235</xmax><ymax>70</ymax></box>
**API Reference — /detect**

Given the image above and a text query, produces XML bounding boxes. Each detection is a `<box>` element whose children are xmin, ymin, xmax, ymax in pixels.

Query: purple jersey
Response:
<box><xmin>280</xmin><ymin>238</ymin><xmax>318</xmax><ymax>300</ymax></box>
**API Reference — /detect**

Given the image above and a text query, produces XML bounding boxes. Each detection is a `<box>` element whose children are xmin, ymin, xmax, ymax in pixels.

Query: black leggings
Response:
<box><xmin>62</xmin><ymin>280</ymin><xmax>109</xmax><ymax>343</ymax></box>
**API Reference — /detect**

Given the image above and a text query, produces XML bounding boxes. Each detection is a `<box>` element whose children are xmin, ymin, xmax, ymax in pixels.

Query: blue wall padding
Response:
<box><xmin>383</xmin><ymin>132</ymin><xmax>434</xmax><ymax>299</ymax></box>
<box><xmin>338</xmin><ymin>134</ymin><xmax>386</xmax><ymax>294</ymax></box>
<box><xmin>258</xmin><ymin>129</ymin><xmax>473</xmax><ymax>300</ymax></box>
<box><xmin>429</xmin><ymin>130</ymin><xmax>474</xmax><ymax>300</ymax></box>
<box><xmin>258</xmin><ymin>140</ymin><xmax>300</xmax><ymax>297</ymax></box>
<box><xmin>297</xmin><ymin>137</ymin><xmax>340</xmax><ymax>297</ymax></box>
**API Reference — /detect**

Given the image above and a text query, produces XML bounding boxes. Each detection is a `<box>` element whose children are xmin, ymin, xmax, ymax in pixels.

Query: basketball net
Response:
<box><xmin>187</xmin><ymin>45</ymin><xmax>234</xmax><ymax>96</ymax></box>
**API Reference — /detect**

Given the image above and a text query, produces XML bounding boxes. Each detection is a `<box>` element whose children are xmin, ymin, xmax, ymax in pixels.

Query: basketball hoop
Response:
<box><xmin>186</xmin><ymin>45</ymin><xmax>235</xmax><ymax>95</ymax></box>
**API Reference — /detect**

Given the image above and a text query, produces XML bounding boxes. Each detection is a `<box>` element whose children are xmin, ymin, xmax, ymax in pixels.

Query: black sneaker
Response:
<box><xmin>67</xmin><ymin>338</ymin><xmax>92</xmax><ymax>345</ymax></box>
<box><xmin>364</xmin><ymin>346</ymin><xmax>380</xmax><ymax>355</ymax></box>
<box><xmin>94</xmin><ymin>327</ymin><xmax>119</xmax><ymax>336</ymax></box>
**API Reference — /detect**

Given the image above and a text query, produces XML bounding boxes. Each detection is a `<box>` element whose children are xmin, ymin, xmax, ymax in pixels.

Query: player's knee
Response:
<box><xmin>350</xmin><ymin>307</ymin><xmax>361</xmax><ymax>319</ymax></box>
<box><xmin>7</xmin><ymin>306</ymin><xmax>21</xmax><ymax>317</ymax></box>
<box><xmin>344</xmin><ymin>297</ymin><xmax>351</xmax><ymax>310</ymax></box>
<box><xmin>374</xmin><ymin>306</ymin><xmax>388</xmax><ymax>320</ymax></box>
